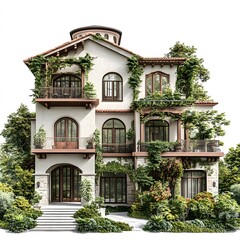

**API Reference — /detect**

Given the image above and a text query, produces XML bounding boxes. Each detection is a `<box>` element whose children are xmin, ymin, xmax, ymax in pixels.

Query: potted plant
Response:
<box><xmin>86</xmin><ymin>138</ymin><xmax>94</xmax><ymax>149</ymax></box>
<box><xmin>83</xmin><ymin>81</ymin><xmax>96</xmax><ymax>99</ymax></box>
<box><xmin>34</xmin><ymin>126</ymin><xmax>46</xmax><ymax>149</ymax></box>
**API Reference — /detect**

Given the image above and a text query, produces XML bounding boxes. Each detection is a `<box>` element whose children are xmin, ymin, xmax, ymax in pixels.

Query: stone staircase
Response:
<box><xmin>33</xmin><ymin>204</ymin><xmax>82</xmax><ymax>231</ymax></box>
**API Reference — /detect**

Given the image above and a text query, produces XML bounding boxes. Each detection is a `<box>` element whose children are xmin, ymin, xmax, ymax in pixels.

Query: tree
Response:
<box><xmin>181</xmin><ymin>109</ymin><xmax>230</xmax><ymax>140</ymax></box>
<box><xmin>0</xmin><ymin>104</ymin><xmax>35</xmax><ymax>169</ymax></box>
<box><xmin>0</xmin><ymin>104</ymin><xmax>35</xmax><ymax>199</ymax></box>
<box><xmin>165</xmin><ymin>41</ymin><xmax>210</xmax><ymax>100</ymax></box>
<box><xmin>219</xmin><ymin>144</ymin><xmax>240</xmax><ymax>192</ymax></box>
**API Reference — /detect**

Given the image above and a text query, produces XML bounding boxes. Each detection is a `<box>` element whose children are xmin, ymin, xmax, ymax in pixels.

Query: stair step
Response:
<box><xmin>33</xmin><ymin>205</ymin><xmax>80</xmax><ymax>231</ymax></box>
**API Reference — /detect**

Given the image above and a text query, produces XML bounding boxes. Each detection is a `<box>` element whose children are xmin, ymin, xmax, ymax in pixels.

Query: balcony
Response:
<box><xmin>35</xmin><ymin>87</ymin><xmax>99</xmax><ymax>108</ymax></box>
<box><xmin>32</xmin><ymin>137</ymin><xmax>95</xmax><ymax>159</ymax></box>
<box><xmin>134</xmin><ymin>140</ymin><xmax>224</xmax><ymax>158</ymax></box>
<box><xmin>102</xmin><ymin>143</ymin><xmax>134</xmax><ymax>157</ymax></box>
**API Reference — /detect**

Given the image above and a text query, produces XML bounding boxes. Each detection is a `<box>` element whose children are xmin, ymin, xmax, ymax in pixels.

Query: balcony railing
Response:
<box><xmin>34</xmin><ymin>137</ymin><xmax>94</xmax><ymax>149</ymax></box>
<box><xmin>39</xmin><ymin>87</ymin><xmax>82</xmax><ymax>98</ymax></box>
<box><xmin>182</xmin><ymin>140</ymin><xmax>221</xmax><ymax>152</ymax></box>
<box><xmin>102</xmin><ymin>143</ymin><xmax>134</xmax><ymax>153</ymax></box>
<box><xmin>139</xmin><ymin>140</ymin><xmax>221</xmax><ymax>153</ymax></box>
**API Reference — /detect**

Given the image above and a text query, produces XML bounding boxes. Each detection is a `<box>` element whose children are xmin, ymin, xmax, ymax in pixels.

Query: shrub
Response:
<box><xmin>169</xmin><ymin>195</ymin><xmax>188</xmax><ymax>221</ymax></box>
<box><xmin>0</xmin><ymin>191</ymin><xmax>14</xmax><ymax>219</ymax></box>
<box><xmin>0</xmin><ymin>183</ymin><xmax>13</xmax><ymax>192</ymax></box>
<box><xmin>230</xmin><ymin>184</ymin><xmax>240</xmax><ymax>205</ymax></box>
<box><xmin>76</xmin><ymin>218</ymin><xmax>98</xmax><ymax>233</ymax></box>
<box><xmin>171</xmin><ymin>221</ymin><xmax>215</xmax><ymax>233</ymax></box>
<box><xmin>187</xmin><ymin>196</ymin><xmax>214</xmax><ymax>220</ymax></box>
<box><xmin>214</xmin><ymin>193</ymin><xmax>240</xmax><ymax>222</ymax></box>
<box><xmin>74</xmin><ymin>204</ymin><xmax>100</xmax><ymax>219</ymax></box>
<box><xmin>143</xmin><ymin>216</ymin><xmax>173</xmax><ymax>232</ymax></box>
<box><xmin>4</xmin><ymin>212</ymin><xmax>36</xmax><ymax>233</ymax></box>
<box><xmin>76</xmin><ymin>217</ymin><xmax>132</xmax><ymax>233</ymax></box>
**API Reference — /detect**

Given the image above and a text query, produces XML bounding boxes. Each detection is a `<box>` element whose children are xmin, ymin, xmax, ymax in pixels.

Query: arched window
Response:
<box><xmin>52</xmin><ymin>74</ymin><xmax>81</xmax><ymax>98</ymax></box>
<box><xmin>181</xmin><ymin>170</ymin><xmax>206</xmax><ymax>198</ymax></box>
<box><xmin>102</xmin><ymin>73</ymin><xmax>123</xmax><ymax>101</ymax></box>
<box><xmin>102</xmin><ymin>119</ymin><xmax>126</xmax><ymax>152</ymax></box>
<box><xmin>54</xmin><ymin>117</ymin><xmax>78</xmax><ymax>149</ymax></box>
<box><xmin>146</xmin><ymin>71</ymin><xmax>169</xmax><ymax>95</ymax></box>
<box><xmin>100</xmin><ymin>172</ymin><xmax>127</xmax><ymax>203</ymax></box>
<box><xmin>145</xmin><ymin>120</ymin><xmax>169</xmax><ymax>142</ymax></box>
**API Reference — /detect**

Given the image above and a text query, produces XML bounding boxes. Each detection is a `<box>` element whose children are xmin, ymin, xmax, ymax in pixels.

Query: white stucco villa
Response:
<box><xmin>24</xmin><ymin>25</ymin><xmax>223</xmax><ymax>206</ymax></box>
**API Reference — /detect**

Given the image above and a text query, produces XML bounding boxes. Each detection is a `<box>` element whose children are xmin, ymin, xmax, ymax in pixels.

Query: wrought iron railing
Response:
<box><xmin>139</xmin><ymin>140</ymin><xmax>221</xmax><ymax>152</ymax></box>
<box><xmin>34</xmin><ymin>137</ymin><xmax>94</xmax><ymax>149</ymax></box>
<box><xmin>102</xmin><ymin>143</ymin><xmax>134</xmax><ymax>153</ymax></box>
<box><xmin>39</xmin><ymin>87</ymin><xmax>82</xmax><ymax>98</ymax></box>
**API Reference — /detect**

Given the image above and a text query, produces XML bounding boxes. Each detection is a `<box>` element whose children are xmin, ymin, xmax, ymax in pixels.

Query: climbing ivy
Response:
<box><xmin>27</xmin><ymin>53</ymin><xmax>94</xmax><ymax>101</ymax></box>
<box><xmin>127</xmin><ymin>55</ymin><xmax>144</xmax><ymax>102</ymax></box>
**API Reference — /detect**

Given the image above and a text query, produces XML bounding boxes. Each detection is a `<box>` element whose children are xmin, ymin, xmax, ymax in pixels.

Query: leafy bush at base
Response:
<box><xmin>230</xmin><ymin>184</ymin><xmax>240</xmax><ymax>205</ymax></box>
<box><xmin>0</xmin><ymin>191</ymin><xmax>14</xmax><ymax>219</ymax></box>
<box><xmin>76</xmin><ymin>217</ymin><xmax>132</xmax><ymax>233</ymax></box>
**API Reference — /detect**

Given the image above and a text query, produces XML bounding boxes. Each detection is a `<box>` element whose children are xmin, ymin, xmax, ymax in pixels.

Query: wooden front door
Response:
<box><xmin>51</xmin><ymin>165</ymin><xmax>81</xmax><ymax>202</ymax></box>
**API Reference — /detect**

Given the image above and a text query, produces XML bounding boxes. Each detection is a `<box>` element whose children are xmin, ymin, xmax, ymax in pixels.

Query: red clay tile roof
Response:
<box><xmin>23</xmin><ymin>33</ymin><xmax>185</xmax><ymax>66</ymax></box>
<box><xmin>96</xmin><ymin>109</ymin><xmax>133</xmax><ymax>113</ymax></box>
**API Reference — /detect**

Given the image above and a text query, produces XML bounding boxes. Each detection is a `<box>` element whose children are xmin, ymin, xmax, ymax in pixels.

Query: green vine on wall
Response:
<box><xmin>27</xmin><ymin>53</ymin><xmax>94</xmax><ymax>102</ymax></box>
<box><xmin>127</xmin><ymin>55</ymin><xmax>144</xmax><ymax>102</ymax></box>
<box><xmin>93</xmin><ymin>129</ymin><xmax>103</xmax><ymax>175</ymax></box>
<box><xmin>146</xmin><ymin>141</ymin><xmax>183</xmax><ymax>196</ymax></box>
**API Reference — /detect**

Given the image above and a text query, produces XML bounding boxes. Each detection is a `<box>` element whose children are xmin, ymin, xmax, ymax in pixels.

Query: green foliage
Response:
<box><xmin>169</xmin><ymin>195</ymin><xmax>188</xmax><ymax>221</ymax></box>
<box><xmin>105</xmin><ymin>205</ymin><xmax>131</xmax><ymax>214</ymax></box>
<box><xmin>93</xmin><ymin>129</ymin><xmax>103</xmax><ymax>175</ymax></box>
<box><xmin>29</xmin><ymin>191</ymin><xmax>42</xmax><ymax>206</ymax></box>
<box><xmin>0</xmin><ymin>191</ymin><xmax>14</xmax><ymax>219</ymax></box>
<box><xmin>80</xmin><ymin>179</ymin><xmax>93</xmax><ymax>203</ymax></box>
<box><xmin>0</xmin><ymin>104</ymin><xmax>34</xmax><ymax>167</ymax></box>
<box><xmin>83</xmin><ymin>81</ymin><xmax>96</xmax><ymax>99</ymax></box>
<box><xmin>126</xmin><ymin>120</ymin><xmax>135</xmax><ymax>140</ymax></box>
<box><xmin>0</xmin><ymin>183</ymin><xmax>12</xmax><ymax>192</ymax></box>
<box><xmin>133</xmin><ymin>89</ymin><xmax>194</xmax><ymax>111</ymax></box>
<box><xmin>166</xmin><ymin>41</ymin><xmax>210</xmax><ymax>100</ymax></box>
<box><xmin>75</xmin><ymin>204</ymin><xmax>132</xmax><ymax>233</ymax></box>
<box><xmin>224</xmin><ymin>144</ymin><xmax>240</xmax><ymax>170</ymax></box>
<box><xmin>230</xmin><ymin>184</ymin><xmax>240</xmax><ymax>204</ymax></box>
<box><xmin>143</xmin><ymin>217</ymin><xmax>173</xmax><ymax>232</ymax></box>
<box><xmin>76</xmin><ymin>218</ymin><xmax>98</xmax><ymax>232</ymax></box>
<box><xmin>28</xmin><ymin>53</ymin><xmax>94</xmax><ymax>101</ymax></box>
<box><xmin>219</xmin><ymin>161</ymin><xmax>240</xmax><ymax>192</ymax></box>
<box><xmin>33</xmin><ymin>125</ymin><xmax>46</xmax><ymax>148</ymax></box>
<box><xmin>170</xmin><ymin>221</ymin><xmax>214</xmax><ymax>232</ymax></box>
<box><xmin>98</xmin><ymin>161</ymin><xmax>133</xmax><ymax>176</ymax></box>
<box><xmin>4</xmin><ymin>212</ymin><xmax>36</xmax><ymax>233</ymax></box>
<box><xmin>127</xmin><ymin>55</ymin><xmax>144</xmax><ymax>101</ymax></box>
<box><xmin>214</xmin><ymin>193</ymin><xmax>240</xmax><ymax>222</ymax></box>
<box><xmin>76</xmin><ymin>217</ymin><xmax>131</xmax><ymax>233</ymax></box>
<box><xmin>181</xmin><ymin>109</ymin><xmax>230</xmax><ymax>140</ymax></box>
<box><xmin>131</xmin><ymin>165</ymin><xmax>153</xmax><ymax>192</ymax></box>
<box><xmin>74</xmin><ymin>204</ymin><xmax>101</xmax><ymax>219</ymax></box>
<box><xmin>3</xmin><ymin>196</ymin><xmax>42</xmax><ymax>232</ymax></box>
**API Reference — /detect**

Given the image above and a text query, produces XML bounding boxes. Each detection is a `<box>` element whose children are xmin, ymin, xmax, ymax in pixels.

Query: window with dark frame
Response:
<box><xmin>102</xmin><ymin>73</ymin><xmax>123</xmax><ymax>101</ymax></box>
<box><xmin>181</xmin><ymin>170</ymin><xmax>206</xmax><ymax>198</ymax></box>
<box><xmin>146</xmin><ymin>71</ymin><xmax>169</xmax><ymax>96</ymax></box>
<box><xmin>52</xmin><ymin>74</ymin><xmax>81</xmax><ymax>98</ymax></box>
<box><xmin>100</xmin><ymin>172</ymin><xmax>127</xmax><ymax>203</ymax></box>
<box><xmin>54</xmin><ymin>117</ymin><xmax>78</xmax><ymax>148</ymax></box>
<box><xmin>145</xmin><ymin>120</ymin><xmax>169</xmax><ymax>142</ymax></box>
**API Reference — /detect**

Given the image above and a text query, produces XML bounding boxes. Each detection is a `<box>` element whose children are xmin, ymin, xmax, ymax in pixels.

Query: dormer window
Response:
<box><xmin>146</xmin><ymin>71</ymin><xmax>169</xmax><ymax>96</ymax></box>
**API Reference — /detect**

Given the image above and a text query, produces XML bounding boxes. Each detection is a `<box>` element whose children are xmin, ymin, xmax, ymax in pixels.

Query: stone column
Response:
<box><xmin>34</xmin><ymin>173</ymin><xmax>49</xmax><ymax>205</ymax></box>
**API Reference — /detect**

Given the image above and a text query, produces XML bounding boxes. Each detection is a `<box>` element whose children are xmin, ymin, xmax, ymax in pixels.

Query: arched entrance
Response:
<box><xmin>51</xmin><ymin>164</ymin><xmax>81</xmax><ymax>202</ymax></box>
